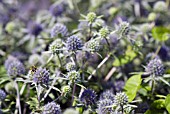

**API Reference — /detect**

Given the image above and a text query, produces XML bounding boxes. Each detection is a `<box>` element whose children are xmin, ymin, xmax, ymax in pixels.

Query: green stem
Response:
<box><xmin>35</xmin><ymin>85</ymin><xmax>41</xmax><ymax>109</ymax></box>
<box><xmin>14</xmin><ymin>81</ymin><xmax>22</xmax><ymax>114</ymax></box>
<box><xmin>121</xmin><ymin>105</ymin><xmax>124</xmax><ymax>114</ymax></box>
<box><xmin>72</xmin><ymin>83</ymin><xmax>76</xmax><ymax>106</ymax></box>
<box><xmin>73</xmin><ymin>52</ymin><xmax>78</xmax><ymax>70</ymax></box>
<box><xmin>152</xmin><ymin>45</ymin><xmax>161</xmax><ymax>59</ymax></box>
<box><xmin>151</xmin><ymin>78</ymin><xmax>155</xmax><ymax>95</ymax></box>
<box><xmin>56</xmin><ymin>54</ymin><xmax>62</xmax><ymax>68</ymax></box>
<box><xmin>89</xmin><ymin>23</ymin><xmax>92</xmax><ymax>40</ymax></box>
<box><xmin>104</xmin><ymin>38</ymin><xmax>111</xmax><ymax>51</ymax></box>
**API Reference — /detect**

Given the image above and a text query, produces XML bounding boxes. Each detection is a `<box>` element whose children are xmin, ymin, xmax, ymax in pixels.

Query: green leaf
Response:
<box><xmin>113</xmin><ymin>46</ymin><xmax>137</xmax><ymax>66</ymax></box>
<box><xmin>151</xmin><ymin>99</ymin><xmax>165</xmax><ymax>109</ymax></box>
<box><xmin>165</xmin><ymin>94</ymin><xmax>170</xmax><ymax>113</ymax></box>
<box><xmin>152</xmin><ymin>26</ymin><xmax>170</xmax><ymax>42</ymax></box>
<box><xmin>145</xmin><ymin>109</ymin><xmax>164</xmax><ymax>114</ymax></box>
<box><xmin>124</xmin><ymin>74</ymin><xmax>142</xmax><ymax>102</ymax></box>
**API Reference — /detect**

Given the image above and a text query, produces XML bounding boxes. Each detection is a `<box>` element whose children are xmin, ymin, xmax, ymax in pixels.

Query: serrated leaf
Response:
<box><xmin>124</xmin><ymin>74</ymin><xmax>142</xmax><ymax>102</ymax></box>
<box><xmin>165</xmin><ymin>94</ymin><xmax>170</xmax><ymax>113</ymax></box>
<box><xmin>152</xmin><ymin>26</ymin><xmax>170</xmax><ymax>42</ymax></box>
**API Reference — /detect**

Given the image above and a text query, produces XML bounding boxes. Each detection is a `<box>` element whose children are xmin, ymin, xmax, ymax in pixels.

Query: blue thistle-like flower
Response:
<box><xmin>66</xmin><ymin>70</ymin><xmax>80</xmax><ymax>84</ymax></box>
<box><xmin>66</xmin><ymin>35</ymin><xmax>83</xmax><ymax>51</ymax></box>
<box><xmin>97</xmin><ymin>99</ymin><xmax>115</xmax><ymax>114</ymax></box>
<box><xmin>115</xmin><ymin>80</ymin><xmax>125</xmax><ymax>92</ymax></box>
<box><xmin>85</xmin><ymin>39</ymin><xmax>100</xmax><ymax>52</ymax></box>
<box><xmin>51</xmin><ymin>23</ymin><xmax>68</xmax><ymax>38</ymax></box>
<box><xmin>114</xmin><ymin>92</ymin><xmax>128</xmax><ymax>106</ymax></box>
<box><xmin>0</xmin><ymin>89</ymin><xmax>6</xmax><ymax>101</ymax></box>
<box><xmin>4</xmin><ymin>56</ymin><xmax>18</xmax><ymax>70</ymax></box>
<box><xmin>49</xmin><ymin>39</ymin><xmax>63</xmax><ymax>54</ymax></box>
<box><xmin>27</xmin><ymin>21</ymin><xmax>42</xmax><ymax>36</ymax></box>
<box><xmin>145</xmin><ymin>58</ymin><xmax>164</xmax><ymax>77</ymax></box>
<box><xmin>116</xmin><ymin>21</ymin><xmax>130</xmax><ymax>39</ymax></box>
<box><xmin>80</xmin><ymin>89</ymin><xmax>96</xmax><ymax>106</ymax></box>
<box><xmin>99</xmin><ymin>90</ymin><xmax>114</xmax><ymax>101</ymax></box>
<box><xmin>49</xmin><ymin>3</ymin><xmax>64</xmax><ymax>17</ymax></box>
<box><xmin>33</xmin><ymin>68</ymin><xmax>50</xmax><ymax>85</ymax></box>
<box><xmin>43</xmin><ymin>102</ymin><xmax>61</xmax><ymax>114</ymax></box>
<box><xmin>66</xmin><ymin>62</ymin><xmax>76</xmax><ymax>71</ymax></box>
<box><xmin>7</xmin><ymin>60</ymin><xmax>25</xmax><ymax>77</ymax></box>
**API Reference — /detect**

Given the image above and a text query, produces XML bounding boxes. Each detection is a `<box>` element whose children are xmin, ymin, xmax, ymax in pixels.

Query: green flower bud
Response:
<box><xmin>67</xmin><ymin>70</ymin><xmax>80</xmax><ymax>84</ymax></box>
<box><xmin>49</xmin><ymin>39</ymin><xmax>63</xmax><ymax>54</ymax></box>
<box><xmin>148</xmin><ymin>12</ymin><xmax>157</xmax><ymax>21</ymax></box>
<box><xmin>116</xmin><ymin>22</ymin><xmax>130</xmax><ymax>39</ymax></box>
<box><xmin>62</xmin><ymin>85</ymin><xmax>71</xmax><ymax>94</ymax></box>
<box><xmin>87</xmin><ymin>12</ymin><xmax>97</xmax><ymax>23</ymax></box>
<box><xmin>5</xmin><ymin>21</ymin><xmax>16</xmax><ymax>34</ymax></box>
<box><xmin>63</xmin><ymin>108</ymin><xmax>79</xmax><ymax>114</ymax></box>
<box><xmin>99</xmin><ymin>27</ymin><xmax>110</xmax><ymax>38</ymax></box>
<box><xmin>86</xmin><ymin>39</ymin><xmax>100</xmax><ymax>52</ymax></box>
<box><xmin>153</xmin><ymin>1</ymin><xmax>167</xmax><ymax>12</ymax></box>
<box><xmin>66</xmin><ymin>62</ymin><xmax>76</xmax><ymax>71</ymax></box>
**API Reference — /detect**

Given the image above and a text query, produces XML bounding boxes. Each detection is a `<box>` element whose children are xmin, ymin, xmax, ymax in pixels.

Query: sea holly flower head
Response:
<box><xmin>116</xmin><ymin>21</ymin><xmax>130</xmax><ymax>39</ymax></box>
<box><xmin>97</xmin><ymin>99</ymin><xmax>115</xmax><ymax>114</ymax></box>
<box><xmin>7</xmin><ymin>60</ymin><xmax>25</xmax><ymax>77</ymax></box>
<box><xmin>85</xmin><ymin>39</ymin><xmax>100</xmax><ymax>52</ymax></box>
<box><xmin>80</xmin><ymin>12</ymin><xmax>103</xmax><ymax>26</ymax></box>
<box><xmin>66</xmin><ymin>62</ymin><xmax>76</xmax><ymax>71</ymax></box>
<box><xmin>80</xmin><ymin>89</ymin><xmax>97</xmax><ymax>106</ymax></box>
<box><xmin>114</xmin><ymin>92</ymin><xmax>128</xmax><ymax>106</ymax></box>
<box><xmin>99</xmin><ymin>90</ymin><xmax>115</xmax><ymax>101</ymax></box>
<box><xmin>33</xmin><ymin>68</ymin><xmax>50</xmax><ymax>85</ymax></box>
<box><xmin>43</xmin><ymin>102</ymin><xmax>61</xmax><ymax>114</ymax></box>
<box><xmin>66</xmin><ymin>35</ymin><xmax>83</xmax><ymax>51</ymax></box>
<box><xmin>145</xmin><ymin>58</ymin><xmax>164</xmax><ymax>77</ymax></box>
<box><xmin>51</xmin><ymin>23</ymin><xmax>68</xmax><ymax>38</ymax></box>
<box><xmin>99</xmin><ymin>27</ymin><xmax>110</xmax><ymax>39</ymax></box>
<box><xmin>66</xmin><ymin>70</ymin><xmax>80</xmax><ymax>84</ymax></box>
<box><xmin>49</xmin><ymin>39</ymin><xmax>63</xmax><ymax>54</ymax></box>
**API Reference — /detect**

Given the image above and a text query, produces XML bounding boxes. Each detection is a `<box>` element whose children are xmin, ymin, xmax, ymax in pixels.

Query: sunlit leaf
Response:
<box><xmin>152</xmin><ymin>26</ymin><xmax>170</xmax><ymax>42</ymax></box>
<box><xmin>165</xmin><ymin>94</ymin><xmax>170</xmax><ymax>113</ymax></box>
<box><xmin>124</xmin><ymin>74</ymin><xmax>142</xmax><ymax>102</ymax></box>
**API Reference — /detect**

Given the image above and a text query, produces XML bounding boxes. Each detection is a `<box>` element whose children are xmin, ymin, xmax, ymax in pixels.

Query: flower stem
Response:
<box><xmin>121</xmin><ymin>105</ymin><xmax>124</xmax><ymax>114</ymax></box>
<box><xmin>151</xmin><ymin>79</ymin><xmax>155</xmax><ymax>95</ymax></box>
<box><xmin>56</xmin><ymin>54</ymin><xmax>63</xmax><ymax>68</ymax></box>
<box><xmin>104</xmin><ymin>38</ymin><xmax>111</xmax><ymax>51</ymax></box>
<box><xmin>73</xmin><ymin>52</ymin><xmax>78</xmax><ymax>70</ymax></box>
<box><xmin>72</xmin><ymin>83</ymin><xmax>76</xmax><ymax>106</ymax></box>
<box><xmin>14</xmin><ymin>81</ymin><xmax>22</xmax><ymax>114</ymax></box>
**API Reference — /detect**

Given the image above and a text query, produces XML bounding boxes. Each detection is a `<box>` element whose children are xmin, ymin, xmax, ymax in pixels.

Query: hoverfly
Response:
<box><xmin>30</xmin><ymin>65</ymin><xmax>37</xmax><ymax>74</ymax></box>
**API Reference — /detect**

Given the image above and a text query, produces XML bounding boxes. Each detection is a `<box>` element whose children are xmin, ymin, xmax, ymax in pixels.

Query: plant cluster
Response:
<box><xmin>0</xmin><ymin>0</ymin><xmax>170</xmax><ymax>114</ymax></box>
